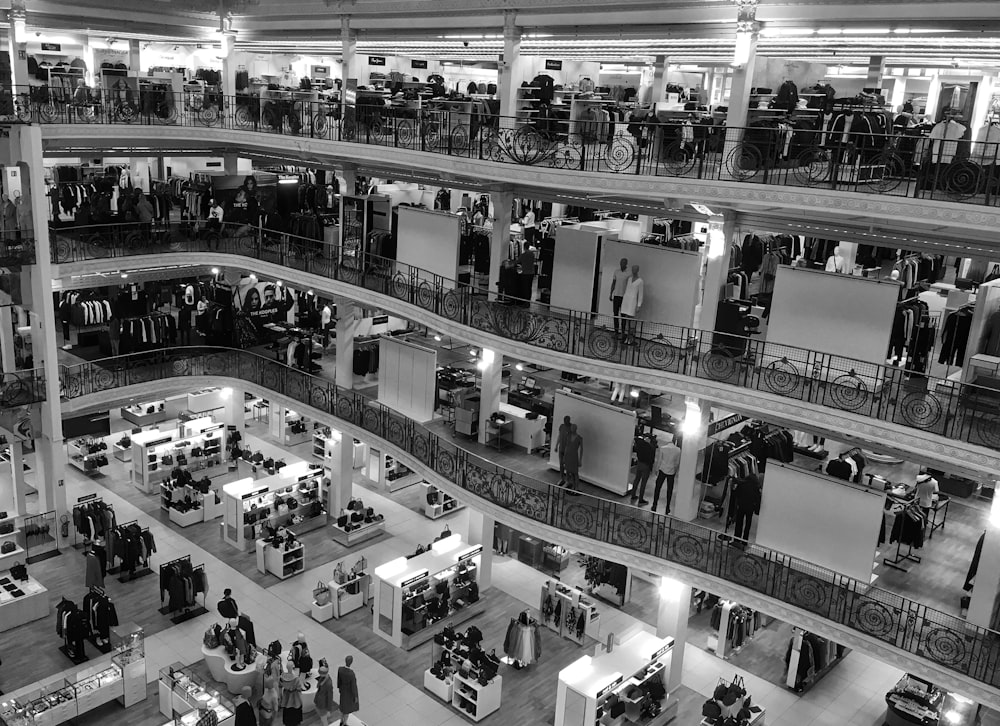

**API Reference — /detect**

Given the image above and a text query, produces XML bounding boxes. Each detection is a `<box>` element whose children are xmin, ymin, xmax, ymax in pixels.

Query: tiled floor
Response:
<box><xmin>1</xmin><ymin>411</ymin><xmax>923</xmax><ymax>726</ymax></box>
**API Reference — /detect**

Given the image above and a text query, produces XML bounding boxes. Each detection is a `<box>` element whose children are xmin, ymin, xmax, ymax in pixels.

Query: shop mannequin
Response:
<box><xmin>610</xmin><ymin>381</ymin><xmax>628</xmax><ymax>403</ymax></box>
<box><xmin>289</xmin><ymin>633</ymin><xmax>313</xmax><ymax>675</ymax></box>
<box><xmin>825</xmin><ymin>246</ymin><xmax>846</xmax><ymax>273</ymax></box>
<box><xmin>619</xmin><ymin>264</ymin><xmax>644</xmax><ymax>345</ymax></box>
<box><xmin>608</xmin><ymin>257</ymin><xmax>630</xmax><ymax>337</ymax></box>
<box><xmin>234</xmin><ymin>686</ymin><xmax>256</xmax><ymax>726</ymax></box>
<box><xmin>279</xmin><ymin>662</ymin><xmax>305</xmax><ymax>726</ymax></box>
<box><xmin>314</xmin><ymin>665</ymin><xmax>335</xmax><ymax>726</ymax></box>
<box><xmin>337</xmin><ymin>656</ymin><xmax>360</xmax><ymax>726</ymax></box>
<box><xmin>564</xmin><ymin>424</ymin><xmax>583</xmax><ymax>495</ymax></box>
<box><xmin>915</xmin><ymin>472</ymin><xmax>939</xmax><ymax>519</ymax></box>
<box><xmin>516</xmin><ymin>244</ymin><xmax>537</xmax><ymax>305</ymax></box>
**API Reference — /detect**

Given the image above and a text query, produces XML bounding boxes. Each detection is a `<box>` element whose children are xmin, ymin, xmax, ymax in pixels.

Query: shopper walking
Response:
<box><xmin>337</xmin><ymin>655</ymin><xmax>360</xmax><ymax>725</ymax></box>
<box><xmin>564</xmin><ymin>424</ymin><xmax>583</xmax><ymax>495</ymax></box>
<box><xmin>608</xmin><ymin>257</ymin><xmax>630</xmax><ymax>336</ymax></box>
<box><xmin>555</xmin><ymin>415</ymin><xmax>572</xmax><ymax>484</ymax></box>
<box><xmin>731</xmin><ymin>473</ymin><xmax>762</xmax><ymax>541</ymax></box>
<box><xmin>651</xmin><ymin>435</ymin><xmax>681</xmax><ymax>513</ymax></box>
<box><xmin>516</xmin><ymin>244</ymin><xmax>537</xmax><ymax>306</ymax></box>
<box><xmin>314</xmin><ymin>665</ymin><xmax>335</xmax><ymax>726</ymax></box>
<box><xmin>619</xmin><ymin>264</ymin><xmax>644</xmax><ymax>345</ymax></box>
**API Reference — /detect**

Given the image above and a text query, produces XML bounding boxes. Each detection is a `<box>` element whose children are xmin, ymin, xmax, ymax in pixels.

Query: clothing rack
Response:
<box><xmin>159</xmin><ymin>555</ymin><xmax>209</xmax><ymax>624</ymax></box>
<box><xmin>883</xmin><ymin>502</ymin><xmax>924</xmax><ymax>572</ymax></box>
<box><xmin>72</xmin><ymin>497</ymin><xmax>115</xmax><ymax>550</ymax></box>
<box><xmin>105</xmin><ymin>519</ymin><xmax>136</xmax><ymax>575</ymax></box>
<box><xmin>785</xmin><ymin>627</ymin><xmax>848</xmax><ymax>692</ymax></box>
<box><xmin>109</xmin><ymin>520</ymin><xmax>155</xmax><ymax>583</ymax></box>
<box><xmin>502</xmin><ymin>611</ymin><xmax>541</xmax><ymax>669</ymax></box>
<box><xmin>56</xmin><ymin>597</ymin><xmax>90</xmax><ymax>664</ymax></box>
<box><xmin>708</xmin><ymin>600</ymin><xmax>761</xmax><ymax>659</ymax></box>
<box><xmin>82</xmin><ymin>585</ymin><xmax>118</xmax><ymax>654</ymax></box>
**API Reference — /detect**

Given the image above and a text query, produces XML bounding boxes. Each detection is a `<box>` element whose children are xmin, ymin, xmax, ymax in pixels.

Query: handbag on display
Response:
<box><xmin>10</xmin><ymin>562</ymin><xmax>27</xmax><ymax>581</ymax></box>
<box><xmin>0</xmin><ymin>541</ymin><xmax>15</xmax><ymax>554</ymax></box>
<box><xmin>0</xmin><ymin>522</ymin><xmax>14</xmax><ymax>535</ymax></box>
<box><xmin>333</xmin><ymin>563</ymin><xmax>346</xmax><ymax>584</ymax></box>
<box><xmin>313</xmin><ymin>581</ymin><xmax>331</xmax><ymax>606</ymax></box>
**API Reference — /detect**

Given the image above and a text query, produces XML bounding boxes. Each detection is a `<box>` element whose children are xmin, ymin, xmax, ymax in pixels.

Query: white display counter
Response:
<box><xmin>255</xmin><ymin>539</ymin><xmax>305</xmax><ymax>579</ymax></box>
<box><xmin>131</xmin><ymin>420</ymin><xmax>225</xmax><ymax>494</ymax></box>
<box><xmin>498</xmin><ymin>402</ymin><xmax>547</xmax><ymax>453</ymax></box>
<box><xmin>372</xmin><ymin>535</ymin><xmax>485</xmax><ymax>650</ymax></box>
<box><xmin>121</xmin><ymin>400</ymin><xmax>169</xmax><ymax>428</ymax></box>
<box><xmin>555</xmin><ymin>631</ymin><xmax>675</xmax><ymax>726</ymax></box>
<box><xmin>0</xmin><ymin>570</ymin><xmax>48</xmax><ymax>632</ymax></box>
<box><xmin>187</xmin><ymin>388</ymin><xmax>228</xmax><ymax>414</ymax></box>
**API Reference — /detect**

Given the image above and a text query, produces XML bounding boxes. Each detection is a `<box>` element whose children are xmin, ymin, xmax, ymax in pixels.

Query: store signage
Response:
<box><xmin>242</xmin><ymin>486</ymin><xmax>269</xmax><ymax>501</ymax></box>
<box><xmin>311</xmin><ymin>65</ymin><xmax>330</xmax><ymax>77</ymax></box>
<box><xmin>707</xmin><ymin>414</ymin><xmax>747</xmax><ymax>436</ymax></box>
<box><xmin>77</xmin><ymin>493</ymin><xmax>99</xmax><ymax>503</ymax></box>
<box><xmin>372</xmin><ymin>315</ymin><xmax>389</xmax><ymax>325</ymax></box>
<box><xmin>650</xmin><ymin>644</ymin><xmax>671</xmax><ymax>661</ymax></box>
<box><xmin>411</xmin><ymin>59</ymin><xmax>428</xmax><ymax>69</ymax></box>
<box><xmin>596</xmin><ymin>676</ymin><xmax>624</xmax><ymax>699</ymax></box>
<box><xmin>458</xmin><ymin>545</ymin><xmax>483</xmax><ymax>562</ymax></box>
<box><xmin>40</xmin><ymin>43</ymin><xmax>61</xmax><ymax>52</ymax></box>
<box><xmin>368</xmin><ymin>56</ymin><xmax>386</xmax><ymax>66</ymax></box>
<box><xmin>544</xmin><ymin>59</ymin><xmax>563</xmax><ymax>71</ymax></box>
<box><xmin>145</xmin><ymin>436</ymin><xmax>173</xmax><ymax>448</ymax></box>
<box><xmin>401</xmin><ymin>570</ymin><xmax>429</xmax><ymax>588</ymax></box>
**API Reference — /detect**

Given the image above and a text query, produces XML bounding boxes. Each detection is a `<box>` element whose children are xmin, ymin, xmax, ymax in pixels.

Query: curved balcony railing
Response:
<box><xmin>21</xmin><ymin>86</ymin><xmax>1000</xmax><ymax>208</ymax></box>
<box><xmin>50</xmin><ymin>221</ymin><xmax>1000</xmax><ymax>455</ymax></box>
<box><xmin>57</xmin><ymin>346</ymin><xmax>1000</xmax><ymax>690</ymax></box>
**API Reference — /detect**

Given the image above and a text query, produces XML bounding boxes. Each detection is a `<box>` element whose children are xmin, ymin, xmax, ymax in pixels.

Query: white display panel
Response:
<box><xmin>756</xmin><ymin>463</ymin><xmax>885</xmax><ymax>582</ymax></box>
<box><xmin>396</xmin><ymin>206</ymin><xmax>462</xmax><ymax>284</ymax></box>
<box><xmin>549</xmin><ymin>225</ymin><xmax>605</xmax><ymax>312</ymax></box>
<box><xmin>378</xmin><ymin>337</ymin><xmax>437</xmax><ymax>422</ymax></box>
<box><xmin>766</xmin><ymin>266</ymin><xmax>900</xmax><ymax>366</ymax></box>
<box><xmin>597</xmin><ymin>241</ymin><xmax>700</xmax><ymax>328</ymax></box>
<box><xmin>548</xmin><ymin>390</ymin><xmax>636</xmax><ymax>495</ymax></box>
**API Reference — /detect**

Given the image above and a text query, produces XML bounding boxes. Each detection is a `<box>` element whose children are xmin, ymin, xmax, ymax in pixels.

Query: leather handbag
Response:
<box><xmin>313</xmin><ymin>581</ymin><xmax>331</xmax><ymax>606</ymax></box>
<box><xmin>1</xmin><ymin>541</ymin><xmax>15</xmax><ymax>554</ymax></box>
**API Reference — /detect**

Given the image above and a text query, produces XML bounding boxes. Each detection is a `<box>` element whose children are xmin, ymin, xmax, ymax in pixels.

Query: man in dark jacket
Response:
<box><xmin>731</xmin><ymin>473</ymin><xmax>762</xmax><ymax>540</ymax></box>
<box><xmin>217</xmin><ymin>588</ymin><xmax>239</xmax><ymax>619</ymax></box>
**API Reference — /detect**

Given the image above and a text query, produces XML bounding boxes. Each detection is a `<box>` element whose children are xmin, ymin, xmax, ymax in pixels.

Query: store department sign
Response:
<box><xmin>40</xmin><ymin>43</ymin><xmax>61</xmax><ymax>52</ymax></box>
<box><xmin>707</xmin><ymin>414</ymin><xmax>747</xmax><ymax>436</ymax></box>
<box><xmin>368</xmin><ymin>56</ymin><xmax>386</xmax><ymax>66</ymax></box>
<box><xmin>544</xmin><ymin>59</ymin><xmax>563</xmax><ymax>71</ymax></box>
<box><xmin>411</xmin><ymin>59</ymin><xmax>428</xmax><ymax>70</ymax></box>
<box><xmin>458</xmin><ymin>545</ymin><xmax>483</xmax><ymax>562</ymax></box>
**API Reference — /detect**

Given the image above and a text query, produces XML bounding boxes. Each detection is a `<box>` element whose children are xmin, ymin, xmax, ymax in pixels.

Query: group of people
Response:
<box><xmin>629</xmin><ymin>432</ymin><xmax>682</xmax><ymax>512</ymax></box>
<box><xmin>217</xmin><ymin>589</ymin><xmax>361</xmax><ymax>726</ymax></box>
<box><xmin>609</xmin><ymin>257</ymin><xmax>645</xmax><ymax>345</ymax></box>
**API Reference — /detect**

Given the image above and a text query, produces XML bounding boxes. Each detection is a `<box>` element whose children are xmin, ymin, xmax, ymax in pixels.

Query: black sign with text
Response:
<box><xmin>77</xmin><ymin>493</ymin><xmax>99</xmax><ymax>503</ymax></box>
<box><xmin>544</xmin><ymin>59</ymin><xmax>563</xmax><ymax>71</ymax></box>
<box><xmin>40</xmin><ymin>43</ymin><xmax>61</xmax><ymax>52</ymax></box>
<box><xmin>368</xmin><ymin>56</ymin><xmax>386</xmax><ymax>66</ymax></box>
<box><xmin>411</xmin><ymin>59</ymin><xmax>428</xmax><ymax>70</ymax></box>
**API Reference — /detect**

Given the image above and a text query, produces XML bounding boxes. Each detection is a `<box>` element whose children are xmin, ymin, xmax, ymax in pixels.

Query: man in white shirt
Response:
<box><xmin>619</xmin><ymin>265</ymin><xmax>644</xmax><ymax>345</ymax></box>
<box><xmin>915</xmin><ymin>472</ymin><xmax>939</xmax><ymax>519</ymax></box>
<box><xmin>608</xmin><ymin>258</ymin><xmax>630</xmax><ymax>338</ymax></box>
<box><xmin>521</xmin><ymin>208</ymin><xmax>537</xmax><ymax>243</ymax></box>
<box><xmin>651</xmin><ymin>436</ymin><xmax>681</xmax><ymax>513</ymax></box>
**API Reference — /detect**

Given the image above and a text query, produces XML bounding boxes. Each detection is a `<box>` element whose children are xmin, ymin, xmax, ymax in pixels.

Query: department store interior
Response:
<box><xmin>1</xmin><ymin>2</ymin><xmax>1000</xmax><ymax>726</ymax></box>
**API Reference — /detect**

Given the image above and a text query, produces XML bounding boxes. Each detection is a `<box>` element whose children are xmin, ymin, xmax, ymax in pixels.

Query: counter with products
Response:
<box><xmin>158</xmin><ymin>663</ymin><xmax>235</xmax><ymax>726</ymax></box>
<box><xmin>0</xmin><ymin>569</ymin><xmax>48</xmax><ymax>632</ymax></box>
<box><xmin>555</xmin><ymin>630</ymin><xmax>676</xmax><ymax>726</ymax></box>
<box><xmin>255</xmin><ymin>532</ymin><xmax>305</xmax><ymax>579</ymax></box>
<box><xmin>121</xmin><ymin>400</ymin><xmax>169</xmax><ymax>427</ymax></box>
<box><xmin>884</xmin><ymin>674</ymin><xmax>977</xmax><ymax>726</ymax></box>
<box><xmin>331</xmin><ymin>498</ymin><xmax>386</xmax><ymax>546</ymax></box>
<box><xmin>131</xmin><ymin>420</ymin><xmax>226</xmax><ymax>494</ymax></box>
<box><xmin>422</xmin><ymin>483</ymin><xmax>464</xmax><ymax>520</ymax></box>
<box><xmin>222</xmin><ymin>462</ymin><xmax>327</xmax><ymax>551</ymax></box>
<box><xmin>372</xmin><ymin>535</ymin><xmax>485</xmax><ymax>650</ymax></box>
<box><xmin>67</xmin><ymin>438</ymin><xmax>109</xmax><ymax>474</ymax></box>
<box><xmin>498</xmin><ymin>402</ymin><xmax>548</xmax><ymax>453</ymax></box>
<box><xmin>187</xmin><ymin>388</ymin><xmax>228</xmax><ymax>415</ymax></box>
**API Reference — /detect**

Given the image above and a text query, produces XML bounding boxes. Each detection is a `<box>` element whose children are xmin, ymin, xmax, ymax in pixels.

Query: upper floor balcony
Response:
<box><xmin>49</xmin><ymin>221</ymin><xmax>1000</xmax><ymax>477</ymax></box>
<box><xmin>26</xmin><ymin>88</ymin><xmax>1000</xmax><ymax>241</ymax></box>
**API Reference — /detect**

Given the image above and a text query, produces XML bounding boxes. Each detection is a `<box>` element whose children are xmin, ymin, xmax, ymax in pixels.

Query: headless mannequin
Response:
<box><xmin>825</xmin><ymin>246</ymin><xmax>846</xmax><ymax>274</ymax></box>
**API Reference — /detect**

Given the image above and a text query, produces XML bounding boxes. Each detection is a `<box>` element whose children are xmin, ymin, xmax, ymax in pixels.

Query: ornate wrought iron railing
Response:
<box><xmin>57</xmin><ymin>346</ymin><xmax>1000</xmax><ymax>690</ymax></box>
<box><xmin>22</xmin><ymin>86</ymin><xmax>1000</xmax><ymax>207</ymax></box>
<box><xmin>50</xmin><ymin>221</ymin><xmax>1000</xmax><ymax>454</ymax></box>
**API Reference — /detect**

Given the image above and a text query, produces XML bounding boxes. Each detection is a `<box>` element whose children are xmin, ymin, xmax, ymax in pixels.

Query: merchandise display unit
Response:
<box><xmin>364</xmin><ymin>446</ymin><xmax>421</xmax><ymax>492</ymax></box>
<box><xmin>284</xmin><ymin>410</ymin><xmax>311</xmax><ymax>446</ymax></box>
<box><xmin>423</xmin><ymin>625</ymin><xmax>503</xmax><ymax>721</ymax></box>
<box><xmin>315</xmin><ymin>555</ymin><xmax>371</xmax><ymax>620</ymax></box>
<box><xmin>186</xmin><ymin>388</ymin><xmax>228</xmax><ymax>415</ymax></box>
<box><xmin>112</xmin><ymin>435</ymin><xmax>132</xmax><ymax>463</ymax></box>
<box><xmin>255</xmin><ymin>536</ymin><xmax>305</xmax><ymax>579</ymax></box>
<box><xmin>162</xmin><ymin>485</ymin><xmax>224</xmax><ymax>527</ymax></box>
<box><xmin>0</xmin><ymin>529</ymin><xmax>26</xmax><ymax>572</ymax></box>
<box><xmin>497</xmin><ymin>402</ymin><xmax>548</xmax><ymax>453</ymax></box>
<box><xmin>120</xmin><ymin>400</ymin><xmax>169</xmax><ymax>428</ymax></box>
<box><xmin>372</xmin><ymin>536</ymin><xmax>486</xmax><ymax>650</ymax></box>
<box><xmin>66</xmin><ymin>439</ymin><xmax>109</xmax><ymax>475</ymax></box>
<box><xmin>540</xmin><ymin>580</ymin><xmax>601</xmax><ymax>645</ymax></box>
<box><xmin>330</xmin><ymin>499</ymin><xmax>386</xmax><ymax>546</ymax></box>
<box><xmin>555</xmin><ymin>631</ymin><xmax>675</xmax><ymax>726</ymax></box>
<box><xmin>130</xmin><ymin>420</ymin><xmax>226</xmax><ymax>494</ymax></box>
<box><xmin>315</xmin><ymin>427</ymin><xmax>367</xmax><ymax>467</ymax></box>
<box><xmin>883</xmin><ymin>674</ymin><xmax>977</xmax><ymax>726</ymax></box>
<box><xmin>158</xmin><ymin>663</ymin><xmax>235</xmax><ymax>726</ymax></box>
<box><xmin>221</xmin><ymin>461</ymin><xmax>327</xmax><ymax>551</ymax></box>
<box><xmin>422</xmin><ymin>483</ymin><xmax>465</xmax><ymax>520</ymax></box>
<box><xmin>0</xmin><ymin>569</ymin><xmax>48</xmax><ymax>632</ymax></box>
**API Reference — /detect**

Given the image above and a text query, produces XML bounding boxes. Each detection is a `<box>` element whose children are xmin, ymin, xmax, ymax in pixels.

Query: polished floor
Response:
<box><xmin>0</xmin><ymin>403</ymin><xmax>931</xmax><ymax>726</ymax></box>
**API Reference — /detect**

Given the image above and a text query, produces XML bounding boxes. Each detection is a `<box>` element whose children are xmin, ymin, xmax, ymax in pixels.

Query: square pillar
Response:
<box><xmin>477</xmin><ymin>349</ymin><xmax>502</xmax><ymax>446</ymax></box>
<box><xmin>466</xmin><ymin>509</ymin><xmax>493</xmax><ymax>591</ymax></box>
<box><xmin>499</xmin><ymin>11</ymin><xmax>522</xmax><ymax>118</ymax></box>
<box><xmin>657</xmin><ymin>577</ymin><xmax>691</xmax><ymax>695</ymax></box>
<box><xmin>697</xmin><ymin>213</ymin><xmax>735</xmax><ymax>332</ymax></box>
<box><xmin>968</xmin><ymin>496</ymin><xmax>1000</xmax><ymax>628</ymax></box>
<box><xmin>223</xmin><ymin>386</ymin><xmax>245</xmax><ymax>436</ymax></box>
<box><xmin>268</xmin><ymin>404</ymin><xmax>286</xmax><ymax>440</ymax></box>
<box><xmin>336</xmin><ymin>302</ymin><xmax>359</xmax><ymax>390</ymax></box>
<box><xmin>7</xmin><ymin>6</ymin><xmax>28</xmax><ymax>91</ymax></box>
<box><xmin>341</xmin><ymin>17</ymin><xmax>356</xmax><ymax>121</ymax></box>
<box><xmin>672</xmin><ymin>399</ymin><xmax>710</xmax><ymax>522</ymax></box>
<box><xmin>722</xmin><ymin>29</ymin><xmax>758</xmax><ymax>179</ymax></box>
<box><xmin>327</xmin><ymin>430</ymin><xmax>354</xmax><ymax>516</ymax></box>
<box><xmin>866</xmin><ymin>56</ymin><xmax>885</xmax><ymax>90</ymax></box>
<box><xmin>650</xmin><ymin>55</ymin><xmax>668</xmax><ymax>104</ymax></box>
<box><xmin>489</xmin><ymin>189</ymin><xmax>513</xmax><ymax>301</ymax></box>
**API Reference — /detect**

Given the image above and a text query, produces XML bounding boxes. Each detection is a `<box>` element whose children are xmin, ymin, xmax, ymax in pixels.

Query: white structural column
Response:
<box><xmin>672</xmin><ymin>398</ymin><xmax>710</xmax><ymax>522</ymax></box>
<box><xmin>341</xmin><ymin>16</ymin><xmax>356</xmax><ymax>122</ymax></box>
<box><xmin>128</xmin><ymin>39</ymin><xmax>140</xmax><ymax>76</ymax></box>
<box><xmin>7</xmin><ymin>1</ymin><xmax>28</xmax><ymax>90</ymax></box>
<box><xmin>331</xmin><ymin>430</ymin><xmax>354</xmax><ymax>515</ymax></box>
<box><xmin>650</xmin><ymin>54</ymin><xmax>669</xmax><ymax>104</ymax></box>
<box><xmin>268</xmin><ymin>404</ymin><xmax>286</xmax><ymax>440</ymax></box>
<box><xmin>0</xmin><ymin>305</ymin><xmax>26</xmax><ymax>516</ymax></box>
<box><xmin>335</xmin><ymin>301</ymin><xmax>360</xmax><ymax>390</ymax></box>
<box><xmin>16</xmin><ymin>125</ymin><xmax>66</xmax><ymax>520</ymax></box>
<box><xmin>866</xmin><ymin>55</ymin><xmax>885</xmax><ymax>90</ymax></box>
<box><xmin>477</xmin><ymin>349</ymin><xmax>502</xmax><ymax>447</ymax></box>
<box><xmin>488</xmin><ymin>187</ymin><xmax>513</xmax><ymax>300</ymax></box>
<box><xmin>721</xmin><ymin>2</ymin><xmax>759</xmax><ymax>179</ymax></box>
<box><xmin>220</xmin><ymin>28</ymin><xmax>237</xmax><ymax>102</ymax></box>
<box><xmin>968</xmin><ymin>497</ymin><xmax>1000</xmax><ymax>628</ymax></box>
<box><xmin>697</xmin><ymin>212</ymin><xmax>736</xmax><ymax>332</ymax></box>
<box><xmin>465</xmin><ymin>509</ymin><xmax>494</xmax><ymax>591</ymax></box>
<box><xmin>499</xmin><ymin>11</ymin><xmax>522</xmax><ymax>118</ymax></box>
<box><xmin>223</xmin><ymin>386</ymin><xmax>245</xmax><ymax>437</ymax></box>
<box><xmin>656</xmin><ymin>577</ymin><xmax>691</xmax><ymax>695</ymax></box>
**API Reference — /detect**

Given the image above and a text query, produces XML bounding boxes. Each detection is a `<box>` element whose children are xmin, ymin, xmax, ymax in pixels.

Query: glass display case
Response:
<box><xmin>0</xmin><ymin>698</ymin><xmax>29</xmax><ymax>726</ymax></box>
<box><xmin>159</xmin><ymin>664</ymin><xmax>234</xmax><ymax>724</ymax></box>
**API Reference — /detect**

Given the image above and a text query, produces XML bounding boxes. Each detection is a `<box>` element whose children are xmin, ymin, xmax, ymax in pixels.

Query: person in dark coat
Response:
<box><xmin>337</xmin><ymin>655</ymin><xmax>360</xmax><ymax>724</ymax></box>
<box><xmin>730</xmin><ymin>473</ymin><xmax>762</xmax><ymax>540</ymax></box>
<box><xmin>234</xmin><ymin>686</ymin><xmax>257</xmax><ymax>726</ymax></box>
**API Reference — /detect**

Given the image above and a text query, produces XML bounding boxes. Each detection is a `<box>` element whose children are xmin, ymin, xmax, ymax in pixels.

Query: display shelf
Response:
<box><xmin>222</xmin><ymin>461</ymin><xmax>326</xmax><ymax>551</ymax></box>
<box><xmin>168</xmin><ymin>507</ymin><xmax>203</xmax><ymax>528</ymax></box>
<box><xmin>255</xmin><ymin>539</ymin><xmax>305</xmax><ymax>579</ymax></box>
<box><xmin>0</xmin><ymin>544</ymin><xmax>27</xmax><ymax>571</ymax></box>
<box><xmin>158</xmin><ymin>663</ymin><xmax>234</xmax><ymax>725</ymax></box>
<box><xmin>284</xmin><ymin>411</ymin><xmax>311</xmax><ymax>446</ymax></box>
<box><xmin>425</xmin><ymin>624</ymin><xmax>503</xmax><ymax>721</ymax></box>
<box><xmin>373</xmin><ymin>536</ymin><xmax>484</xmax><ymax>650</ymax></box>
<box><xmin>329</xmin><ymin>570</ymin><xmax>370</xmax><ymax>618</ymax></box>
<box><xmin>540</xmin><ymin>580</ymin><xmax>601</xmax><ymax>644</ymax></box>
<box><xmin>422</xmin><ymin>483</ymin><xmax>464</xmax><ymax>520</ymax></box>
<box><xmin>451</xmin><ymin>672</ymin><xmax>502</xmax><ymax>722</ymax></box>
<box><xmin>120</xmin><ymin>400</ymin><xmax>169</xmax><ymax>428</ymax></box>
<box><xmin>330</xmin><ymin>517</ymin><xmax>385</xmax><ymax>547</ymax></box>
<box><xmin>0</xmin><ymin>571</ymin><xmax>48</xmax><ymax>632</ymax></box>
<box><xmin>130</xmin><ymin>421</ymin><xmax>225</xmax><ymax>494</ymax></box>
<box><xmin>187</xmin><ymin>388</ymin><xmax>227</xmax><ymax>414</ymax></box>
<box><xmin>67</xmin><ymin>439</ymin><xmax>109</xmax><ymax>475</ymax></box>
<box><xmin>555</xmin><ymin>631</ymin><xmax>675</xmax><ymax>726</ymax></box>
<box><xmin>112</xmin><ymin>443</ymin><xmax>132</xmax><ymax>463</ymax></box>
<box><xmin>364</xmin><ymin>447</ymin><xmax>420</xmax><ymax>492</ymax></box>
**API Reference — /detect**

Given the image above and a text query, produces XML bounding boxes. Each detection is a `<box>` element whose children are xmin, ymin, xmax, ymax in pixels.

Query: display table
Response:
<box><xmin>0</xmin><ymin>543</ymin><xmax>26</xmax><ymax>571</ymax></box>
<box><xmin>168</xmin><ymin>507</ymin><xmax>204</xmax><ymax>528</ymax></box>
<box><xmin>200</xmin><ymin>645</ymin><xmax>228</xmax><ymax>682</ymax></box>
<box><xmin>113</xmin><ymin>443</ymin><xmax>132</xmax><ymax>463</ymax></box>
<box><xmin>331</xmin><ymin>518</ymin><xmax>385</xmax><ymax>547</ymax></box>
<box><xmin>121</xmin><ymin>401</ymin><xmax>169</xmax><ymax>427</ymax></box>
<box><xmin>422</xmin><ymin>483</ymin><xmax>463</xmax><ymax>520</ymax></box>
<box><xmin>224</xmin><ymin>652</ymin><xmax>262</xmax><ymax>695</ymax></box>
<box><xmin>188</xmin><ymin>388</ymin><xmax>227</xmax><ymax>414</ymax></box>
<box><xmin>499</xmin><ymin>402</ymin><xmax>547</xmax><ymax>453</ymax></box>
<box><xmin>160</xmin><ymin>661</ymin><xmax>235</xmax><ymax>725</ymax></box>
<box><xmin>256</xmin><ymin>539</ymin><xmax>305</xmax><ymax>579</ymax></box>
<box><xmin>0</xmin><ymin>571</ymin><xmax>48</xmax><ymax>632</ymax></box>
<box><xmin>555</xmin><ymin>631</ymin><xmax>675</xmax><ymax>726</ymax></box>
<box><xmin>311</xmin><ymin>600</ymin><xmax>334</xmax><ymax>623</ymax></box>
<box><xmin>330</xmin><ymin>572</ymin><xmax>370</xmax><ymax>618</ymax></box>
